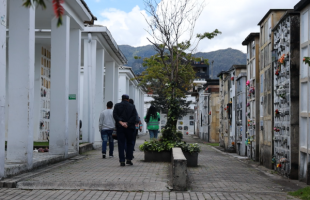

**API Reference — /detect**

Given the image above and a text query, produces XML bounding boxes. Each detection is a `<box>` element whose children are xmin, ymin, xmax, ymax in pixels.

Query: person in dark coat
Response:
<box><xmin>113</xmin><ymin>94</ymin><xmax>138</xmax><ymax>166</ymax></box>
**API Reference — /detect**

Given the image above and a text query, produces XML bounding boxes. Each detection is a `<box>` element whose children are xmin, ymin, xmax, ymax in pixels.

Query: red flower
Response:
<box><xmin>53</xmin><ymin>0</ymin><xmax>65</xmax><ymax>27</ymax></box>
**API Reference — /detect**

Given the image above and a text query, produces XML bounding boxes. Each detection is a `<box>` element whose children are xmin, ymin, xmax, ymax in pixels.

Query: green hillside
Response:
<box><xmin>119</xmin><ymin>45</ymin><xmax>246</xmax><ymax>78</ymax></box>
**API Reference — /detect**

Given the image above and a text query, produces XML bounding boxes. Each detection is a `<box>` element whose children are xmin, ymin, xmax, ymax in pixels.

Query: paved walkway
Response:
<box><xmin>0</xmin><ymin>134</ymin><xmax>304</xmax><ymax>199</ymax></box>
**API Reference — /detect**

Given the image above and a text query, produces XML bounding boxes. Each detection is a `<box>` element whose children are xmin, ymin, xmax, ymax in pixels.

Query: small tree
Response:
<box><xmin>139</xmin><ymin>0</ymin><xmax>220</xmax><ymax>139</ymax></box>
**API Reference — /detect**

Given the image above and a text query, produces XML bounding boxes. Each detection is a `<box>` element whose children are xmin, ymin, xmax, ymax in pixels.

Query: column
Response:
<box><xmin>89</xmin><ymin>40</ymin><xmax>97</xmax><ymax>145</ymax></box>
<box><xmin>119</xmin><ymin>74</ymin><xmax>127</xmax><ymax>100</ymax></box>
<box><xmin>105</xmin><ymin>62</ymin><xmax>115</xmax><ymax>103</ymax></box>
<box><xmin>33</xmin><ymin>45</ymin><xmax>42</xmax><ymax>142</ymax></box>
<box><xmin>7</xmin><ymin>1</ymin><xmax>35</xmax><ymax>168</ymax></box>
<box><xmin>68</xmin><ymin>29</ymin><xmax>81</xmax><ymax>152</ymax></box>
<box><xmin>0</xmin><ymin>0</ymin><xmax>7</xmax><ymax>178</ymax></box>
<box><xmin>81</xmin><ymin>50</ymin><xmax>89</xmax><ymax>142</ymax></box>
<box><xmin>94</xmin><ymin>49</ymin><xmax>104</xmax><ymax>147</ymax></box>
<box><xmin>49</xmin><ymin>15</ymin><xmax>70</xmax><ymax>157</ymax></box>
<box><xmin>114</xmin><ymin>65</ymin><xmax>119</xmax><ymax>103</ymax></box>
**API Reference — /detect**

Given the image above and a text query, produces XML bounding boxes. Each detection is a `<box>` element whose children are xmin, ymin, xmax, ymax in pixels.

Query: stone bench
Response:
<box><xmin>171</xmin><ymin>148</ymin><xmax>187</xmax><ymax>191</ymax></box>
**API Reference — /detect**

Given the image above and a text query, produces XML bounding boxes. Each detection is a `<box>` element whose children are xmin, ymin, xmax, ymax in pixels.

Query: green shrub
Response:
<box><xmin>139</xmin><ymin>139</ymin><xmax>200</xmax><ymax>153</ymax></box>
<box><xmin>176</xmin><ymin>131</ymin><xmax>183</xmax><ymax>140</ymax></box>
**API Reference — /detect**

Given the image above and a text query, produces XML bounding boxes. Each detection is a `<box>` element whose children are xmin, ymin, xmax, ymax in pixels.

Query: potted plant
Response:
<box><xmin>178</xmin><ymin>143</ymin><xmax>200</xmax><ymax>167</ymax></box>
<box><xmin>139</xmin><ymin>134</ymin><xmax>201</xmax><ymax>167</ymax></box>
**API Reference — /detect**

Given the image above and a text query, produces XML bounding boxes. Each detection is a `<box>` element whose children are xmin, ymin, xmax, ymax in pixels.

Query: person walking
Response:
<box><xmin>113</xmin><ymin>94</ymin><xmax>138</xmax><ymax>166</ymax></box>
<box><xmin>128</xmin><ymin>99</ymin><xmax>142</xmax><ymax>152</ymax></box>
<box><xmin>144</xmin><ymin>105</ymin><xmax>160</xmax><ymax>139</ymax></box>
<box><xmin>99</xmin><ymin>101</ymin><xmax>115</xmax><ymax>159</ymax></box>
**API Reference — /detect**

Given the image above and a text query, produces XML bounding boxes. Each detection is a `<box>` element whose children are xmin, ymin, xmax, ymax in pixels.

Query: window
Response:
<box><xmin>251</xmin><ymin>41</ymin><xmax>255</xmax><ymax>58</ymax></box>
<box><xmin>268</xmin><ymin>17</ymin><xmax>271</xmax><ymax>41</ymax></box>
<box><xmin>252</xmin><ymin>59</ymin><xmax>256</xmax><ymax>78</ymax></box>
<box><xmin>301</xmin><ymin>47</ymin><xmax>308</xmax><ymax>79</ymax></box>
<box><xmin>301</xmin><ymin>11</ymin><xmax>309</xmax><ymax>43</ymax></box>
<box><xmin>260</xmin><ymin>74</ymin><xmax>264</xmax><ymax>93</ymax></box>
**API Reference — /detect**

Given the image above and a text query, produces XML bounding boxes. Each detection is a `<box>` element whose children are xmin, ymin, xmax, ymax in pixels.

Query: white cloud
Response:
<box><xmin>96</xmin><ymin>6</ymin><xmax>150</xmax><ymax>47</ymax></box>
<box><xmin>95</xmin><ymin>0</ymin><xmax>299</xmax><ymax>53</ymax></box>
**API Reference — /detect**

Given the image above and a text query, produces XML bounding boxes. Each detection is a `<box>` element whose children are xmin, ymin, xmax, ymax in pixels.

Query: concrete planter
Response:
<box><xmin>144</xmin><ymin>151</ymin><xmax>171</xmax><ymax>162</ymax></box>
<box><xmin>183</xmin><ymin>152</ymin><xmax>198</xmax><ymax>167</ymax></box>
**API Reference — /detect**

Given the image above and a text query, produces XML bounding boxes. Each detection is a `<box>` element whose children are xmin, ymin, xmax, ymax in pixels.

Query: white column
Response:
<box><xmin>0</xmin><ymin>0</ymin><xmax>7</xmax><ymax>178</ymax></box>
<box><xmin>105</xmin><ymin>62</ymin><xmax>115</xmax><ymax>103</ymax></box>
<box><xmin>94</xmin><ymin>49</ymin><xmax>104</xmax><ymax>147</ymax></box>
<box><xmin>114</xmin><ymin>65</ymin><xmax>119</xmax><ymax>103</ymax></box>
<box><xmin>68</xmin><ymin>29</ymin><xmax>81</xmax><ymax>152</ymax></box>
<box><xmin>89</xmin><ymin>40</ymin><xmax>97</xmax><ymax>145</ymax></box>
<box><xmin>81</xmin><ymin>58</ymin><xmax>89</xmax><ymax>142</ymax></box>
<box><xmin>33</xmin><ymin>45</ymin><xmax>42</xmax><ymax>142</ymax></box>
<box><xmin>7</xmin><ymin>2</ymin><xmax>35</xmax><ymax>168</ymax></box>
<box><xmin>119</xmin><ymin>74</ymin><xmax>127</xmax><ymax>100</ymax></box>
<box><xmin>49</xmin><ymin>15</ymin><xmax>70</xmax><ymax>157</ymax></box>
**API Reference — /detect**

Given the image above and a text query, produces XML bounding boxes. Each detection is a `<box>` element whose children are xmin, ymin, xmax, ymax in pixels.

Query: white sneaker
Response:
<box><xmin>109</xmin><ymin>155</ymin><xmax>114</xmax><ymax>158</ymax></box>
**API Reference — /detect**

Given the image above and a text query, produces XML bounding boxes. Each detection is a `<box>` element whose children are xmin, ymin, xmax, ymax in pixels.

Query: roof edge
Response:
<box><xmin>258</xmin><ymin>9</ymin><xmax>290</xmax><ymax>25</ymax></box>
<box><xmin>294</xmin><ymin>0</ymin><xmax>310</xmax><ymax>11</ymax></box>
<box><xmin>242</xmin><ymin>33</ymin><xmax>260</xmax><ymax>45</ymax></box>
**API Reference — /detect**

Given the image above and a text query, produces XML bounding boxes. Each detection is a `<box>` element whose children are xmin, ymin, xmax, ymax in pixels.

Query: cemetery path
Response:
<box><xmin>0</xmin><ymin>134</ymin><xmax>304</xmax><ymax>200</ymax></box>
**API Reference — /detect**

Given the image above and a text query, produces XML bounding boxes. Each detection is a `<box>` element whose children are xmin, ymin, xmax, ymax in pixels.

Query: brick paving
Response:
<box><xmin>0</xmin><ymin>134</ymin><xmax>303</xmax><ymax>199</ymax></box>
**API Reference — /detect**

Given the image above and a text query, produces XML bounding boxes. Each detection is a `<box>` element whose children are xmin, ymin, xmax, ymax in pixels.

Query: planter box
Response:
<box><xmin>144</xmin><ymin>151</ymin><xmax>171</xmax><ymax>162</ymax></box>
<box><xmin>183</xmin><ymin>152</ymin><xmax>198</xmax><ymax>167</ymax></box>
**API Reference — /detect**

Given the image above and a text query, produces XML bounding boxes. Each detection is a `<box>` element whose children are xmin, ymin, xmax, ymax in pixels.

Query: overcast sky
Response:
<box><xmin>86</xmin><ymin>0</ymin><xmax>299</xmax><ymax>53</ymax></box>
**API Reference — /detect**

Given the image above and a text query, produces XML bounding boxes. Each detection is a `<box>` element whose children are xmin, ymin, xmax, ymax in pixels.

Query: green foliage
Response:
<box><xmin>196</xmin><ymin>29</ymin><xmax>221</xmax><ymax>40</ymax></box>
<box><xmin>139</xmin><ymin>139</ymin><xmax>200</xmax><ymax>153</ymax></box>
<box><xmin>206</xmin><ymin>143</ymin><xmax>219</xmax><ymax>147</ymax></box>
<box><xmin>288</xmin><ymin>187</ymin><xmax>310</xmax><ymax>200</ymax></box>
<box><xmin>303</xmin><ymin>57</ymin><xmax>310</xmax><ymax>66</ymax></box>
<box><xmin>23</xmin><ymin>0</ymin><xmax>47</xmax><ymax>9</ymax></box>
<box><xmin>176</xmin><ymin>132</ymin><xmax>183</xmax><ymax>140</ymax></box>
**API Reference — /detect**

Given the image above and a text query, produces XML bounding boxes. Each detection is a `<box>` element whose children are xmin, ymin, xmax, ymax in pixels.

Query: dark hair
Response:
<box><xmin>129</xmin><ymin>99</ymin><xmax>134</xmax><ymax>105</ymax></box>
<box><xmin>107</xmin><ymin>101</ymin><xmax>113</xmax><ymax>108</ymax></box>
<box><xmin>122</xmin><ymin>94</ymin><xmax>129</xmax><ymax>100</ymax></box>
<box><xmin>145</xmin><ymin>105</ymin><xmax>157</xmax><ymax>122</ymax></box>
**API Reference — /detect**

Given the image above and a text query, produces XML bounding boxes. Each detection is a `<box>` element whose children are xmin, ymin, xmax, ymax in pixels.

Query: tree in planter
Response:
<box><xmin>139</xmin><ymin>0</ymin><xmax>221</xmax><ymax>139</ymax></box>
<box><xmin>22</xmin><ymin>0</ymin><xmax>64</xmax><ymax>27</ymax></box>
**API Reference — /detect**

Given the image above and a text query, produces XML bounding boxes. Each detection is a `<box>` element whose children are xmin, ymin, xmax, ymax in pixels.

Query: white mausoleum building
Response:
<box><xmin>0</xmin><ymin>0</ymin><xmax>138</xmax><ymax>179</ymax></box>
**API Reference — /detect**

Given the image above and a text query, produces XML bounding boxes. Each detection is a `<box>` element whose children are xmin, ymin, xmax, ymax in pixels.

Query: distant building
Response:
<box><xmin>242</xmin><ymin>33</ymin><xmax>260</xmax><ymax>161</ymax></box>
<box><xmin>258</xmin><ymin>9</ymin><xmax>288</xmax><ymax>169</ymax></box>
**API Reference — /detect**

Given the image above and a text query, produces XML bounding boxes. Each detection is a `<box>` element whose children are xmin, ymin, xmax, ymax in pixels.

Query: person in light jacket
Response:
<box><xmin>99</xmin><ymin>101</ymin><xmax>115</xmax><ymax>159</ymax></box>
<box><xmin>144</xmin><ymin>105</ymin><xmax>160</xmax><ymax>139</ymax></box>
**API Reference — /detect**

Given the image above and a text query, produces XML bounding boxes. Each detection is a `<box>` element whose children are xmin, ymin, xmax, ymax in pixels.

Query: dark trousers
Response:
<box><xmin>117</xmin><ymin>127</ymin><xmax>134</xmax><ymax>162</ymax></box>
<box><xmin>125</xmin><ymin>129</ymin><xmax>137</xmax><ymax>153</ymax></box>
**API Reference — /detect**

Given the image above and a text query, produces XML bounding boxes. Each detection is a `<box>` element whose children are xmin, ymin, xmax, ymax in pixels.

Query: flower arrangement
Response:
<box><xmin>246</xmin><ymin>80</ymin><xmax>250</xmax><ymax>86</ymax></box>
<box><xmin>303</xmin><ymin>57</ymin><xmax>310</xmax><ymax>66</ymax></box>
<box><xmin>275</xmin><ymin>68</ymin><xmax>280</xmax><ymax>76</ymax></box>
<box><xmin>275</xmin><ymin>109</ymin><xmax>280</xmax><ymax>115</ymax></box>
<box><xmin>231</xmin><ymin>77</ymin><xmax>234</xmax><ymax>81</ymax></box>
<box><xmin>279</xmin><ymin>93</ymin><xmax>286</xmax><ymax>99</ymax></box>
<box><xmin>247</xmin><ymin>102</ymin><xmax>250</xmax><ymax>107</ymax></box>
<box><xmin>278</xmin><ymin>54</ymin><xmax>286</xmax><ymax>66</ymax></box>
<box><xmin>208</xmin><ymin>111</ymin><xmax>211</xmax><ymax>115</ymax></box>
<box><xmin>274</xmin><ymin>127</ymin><xmax>280</xmax><ymax>132</ymax></box>
<box><xmin>249</xmin><ymin>87</ymin><xmax>255</xmax><ymax>95</ymax></box>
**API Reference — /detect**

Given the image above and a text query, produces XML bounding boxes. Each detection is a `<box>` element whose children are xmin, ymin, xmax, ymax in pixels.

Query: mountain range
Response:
<box><xmin>119</xmin><ymin>45</ymin><xmax>246</xmax><ymax>78</ymax></box>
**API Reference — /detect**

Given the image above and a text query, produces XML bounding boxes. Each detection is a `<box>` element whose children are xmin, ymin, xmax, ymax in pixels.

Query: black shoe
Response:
<box><xmin>126</xmin><ymin>160</ymin><xmax>133</xmax><ymax>165</ymax></box>
<box><xmin>120</xmin><ymin>162</ymin><xmax>125</xmax><ymax>166</ymax></box>
<box><xmin>102</xmin><ymin>154</ymin><xmax>106</xmax><ymax>159</ymax></box>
